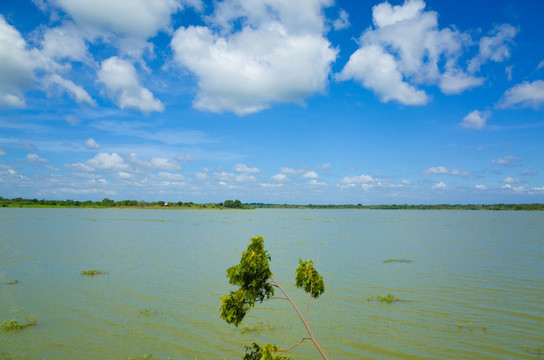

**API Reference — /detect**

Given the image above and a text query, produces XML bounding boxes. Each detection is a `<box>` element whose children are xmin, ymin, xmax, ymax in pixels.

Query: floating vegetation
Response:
<box><xmin>126</xmin><ymin>354</ymin><xmax>172</xmax><ymax>360</ymax></box>
<box><xmin>80</xmin><ymin>269</ymin><xmax>109</xmax><ymax>276</ymax></box>
<box><xmin>7</xmin><ymin>280</ymin><xmax>19</xmax><ymax>285</ymax></box>
<box><xmin>1</xmin><ymin>317</ymin><xmax>37</xmax><ymax>331</ymax></box>
<box><xmin>367</xmin><ymin>294</ymin><xmax>404</xmax><ymax>303</ymax></box>
<box><xmin>526</xmin><ymin>347</ymin><xmax>542</xmax><ymax>355</ymax></box>
<box><xmin>240</xmin><ymin>321</ymin><xmax>276</xmax><ymax>334</ymax></box>
<box><xmin>139</xmin><ymin>308</ymin><xmax>159</xmax><ymax>316</ymax></box>
<box><xmin>455</xmin><ymin>321</ymin><xmax>488</xmax><ymax>332</ymax></box>
<box><xmin>383</xmin><ymin>258</ymin><xmax>413</xmax><ymax>264</ymax></box>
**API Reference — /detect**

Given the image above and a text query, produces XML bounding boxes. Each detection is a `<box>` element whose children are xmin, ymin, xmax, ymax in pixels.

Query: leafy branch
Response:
<box><xmin>220</xmin><ymin>236</ymin><xmax>328</xmax><ymax>360</ymax></box>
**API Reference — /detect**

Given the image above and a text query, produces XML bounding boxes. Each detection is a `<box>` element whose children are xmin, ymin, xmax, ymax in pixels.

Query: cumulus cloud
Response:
<box><xmin>503</xmin><ymin>177</ymin><xmax>520</xmax><ymax>184</ymax></box>
<box><xmin>491</xmin><ymin>155</ymin><xmax>520</xmax><ymax>166</ymax></box>
<box><xmin>337</xmin><ymin>0</ymin><xmax>513</xmax><ymax>105</ymax></box>
<box><xmin>233</xmin><ymin>163</ymin><xmax>261</xmax><ymax>173</ymax></box>
<box><xmin>84</xmin><ymin>138</ymin><xmax>101</xmax><ymax>149</ymax></box>
<box><xmin>302</xmin><ymin>171</ymin><xmax>319</xmax><ymax>179</ymax></box>
<box><xmin>44</xmin><ymin>0</ymin><xmax>201</xmax><ymax>57</ymax></box>
<box><xmin>271</xmin><ymin>173</ymin><xmax>287</xmax><ymax>182</ymax></box>
<box><xmin>40</xmin><ymin>24</ymin><xmax>89</xmax><ymax>63</ymax></box>
<box><xmin>27</xmin><ymin>153</ymin><xmax>59</xmax><ymax>171</ymax></box>
<box><xmin>496</xmin><ymin>80</ymin><xmax>544</xmax><ymax>109</ymax></box>
<box><xmin>87</xmin><ymin>152</ymin><xmax>128</xmax><ymax>171</ymax></box>
<box><xmin>340</xmin><ymin>174</ymin><xmax>376</xmax><ymax>184</ymax></box>
<box><xmin>459</xmin><ymin>110</ymin><xmax>490</xmax><ymax>130</ymax></box>
<box><xmin>215</xmin><ymin>171</ymin><xmax>256</xmax><ymax>183</ymax></box>
<box><xmin>475</xmin><ymin>184</ymin><xmax>487</xmax><ymax>190</ymax></box>
<box><xmin>432</xmin><ymin>181</ymin><xmax>447</xmax><ymax>189</ymax></box>
<box><xmin>468</xmin><ymin>24</ymin><xmax>518</xmax><ymax>73</ymax></box>
<box><xmin>333</xmin><ymin>9</ymin><xmax>350</xmax><ymax>30</ymax></box>
<box><xmin>422</xmin><ymin>166</ymin><xmax>470</xmax><ymax>177</ymax></box>
<box><xmin>0</xmin><ymin>16</ymin><xmax>36</xmax><ymax>107</ymax></box>
<box><xmin>97</xmin><ymin>57</ymin><xmax>164</xmax><ymax>112</ymax></box>
<box><xmin>170</xmin><ymin>0</ymin><xmax>337</xmax><ymax>115</ymax></box>
<box><xmin>43</xmin><ymin>74</ymin><xmax>96</xmax><ymax>105</ymax></box>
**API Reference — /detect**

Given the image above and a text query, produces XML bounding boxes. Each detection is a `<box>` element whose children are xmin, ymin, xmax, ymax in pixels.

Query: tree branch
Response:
<box><xmin>270</xmin><ymin>277</ymin><xmax>328</xmax><ymax>360</ymax></box>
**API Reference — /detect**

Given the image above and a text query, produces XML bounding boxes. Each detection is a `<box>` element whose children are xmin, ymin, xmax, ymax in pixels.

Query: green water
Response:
<box><xmin>0</xmin><ymin>208</ymin><xmax>542</xmax><ymax>359</ymax></box>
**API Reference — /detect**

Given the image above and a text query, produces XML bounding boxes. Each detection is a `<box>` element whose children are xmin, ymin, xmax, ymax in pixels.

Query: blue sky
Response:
<box><xmin>1</xmin><ymin>0</ymin><xmax>543</xmax><ymax>204</ymax></box>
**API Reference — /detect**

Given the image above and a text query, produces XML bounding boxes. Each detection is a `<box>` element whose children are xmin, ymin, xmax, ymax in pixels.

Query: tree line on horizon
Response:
<box><xmin>1</xmin><ymin>197</ymin><xmax>543</xmax><ymax>210</ymax></box>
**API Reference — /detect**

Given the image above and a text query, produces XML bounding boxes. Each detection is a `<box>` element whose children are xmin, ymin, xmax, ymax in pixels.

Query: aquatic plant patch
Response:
<box><xmin>1</xmin><ymin>317</ymin><xmax>37</xmax><ymax>331</ymax></box>
<box><xmin>80</xmin><ymin>269</ymin><xmax>109</xmax><ymax>276</ymax></box>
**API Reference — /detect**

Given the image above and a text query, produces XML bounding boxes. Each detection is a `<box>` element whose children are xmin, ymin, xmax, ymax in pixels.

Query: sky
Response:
<box><xmin>1</xmin><ymin>0</ymin><xmax>544</xmax><ymax>205</ymax></box>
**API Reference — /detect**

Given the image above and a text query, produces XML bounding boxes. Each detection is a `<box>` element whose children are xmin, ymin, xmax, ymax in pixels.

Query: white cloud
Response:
<box><xmin>491</xmin><ymin>155</ymin><xmax>520</xmax><ymax>166</ymax></box>
<box><xmin>20</xmin><ymin>139</ymin><xmax>37</xmax><ymax>151</ymax></box>
<box><xmin>538</xmin><ymin>60</ymin><xmax>544</xmax><ymax>71</ymax></box>
<box><xmin>43</xmin><ymin>74</ymin><xmax>95</xmax><ymax>106</ymax></box>
<box><xmin>233</xmin><ymin>163</ymin><xmax>261</xmax><ymax>173</ymax></box>
<box><xmin>271</xmin><ymin>173</ymin><xmax>287</xmax><ymax>182</ymax></box>
<box><xmin>65</xmin><ymin>115</ymin><xmax>80</xmax><ymax>126</ymax></box>
<box><xmin>0</xmin><ymin>16</ymin><xmax>36</xmax><ymax>108</ymax></box>
<box><xmin>422</xmin><ymin>166</ymin><xmax>470</xmax><ymax>177</ymax></box>
<box><xmin>40</xmin><ymin>24</ymin><xmax>89</xmax><ymax>63</ymax></box>
<box><xmin>279</xmin><ymin>167</ymin><xmax>297</xmax><ymax>174</ymax></box>
<box><xmin>27</xmin><ymin>153</ymin><xmax>59</xmax><ymax>171</ymax></box>
<box><xmin>27</xmin><ymin>153</ymin><xmax>48</xmax><ymax>163</ymax></box>
<box><xmin>84</xmin><ymin>138</ymin><xmax>100</xmax><ymax>149</ymax></box>
<box><xmin>338</xmin><ymin>0</ymin><xmax>507</xmax><ymax>104</ymax></box>
<box><xmin>0</xmin><ymin>147</ymin><xmax>5</xmax><ymax>156</ymax></box>
<box><xmin>214</xmin><ymin>171</ymin><xmax>256</xmax><ymax>183</ymax></box>
<box><xmin>468</xmin><ymin>24</ymin><xmax>518</xmax><ymax>73</ymax></box>
<box><xmin>333</xmin><ymin>9</ymin><xmax>350</xmax><ymax>30</ymax></box>
<box><xmin>459</xmin><ymin>110</ymin><xmax>490</xmax><ymax>130</ymax></box>
<box><xmin>87</xmin><ymin>152</ymin><xmax>128</xmax><ymax>171</ymax></box>
<box><xmin>503</xmin><ymin>177</ymin><xmax>520</xmax><ymax>184</ymax></box>
<box><xmin>194</xmin><ymin>172</ymin><xmax>208</xmax><ymax>180</ymax></box>
<box><xmin>302</xmin><ymin>171</ymin><xmax>319</xmax><ymax>179</ymax></box>
<box><xmin>48</xmin><ymin>0</ymin><xmax>200</xmax><ymax>57</ymax></box>
<box><xmin>340</xmin><ymin>174</ymin><xmax>375</xmax><ymax>185</ymax></box>
<box><xmin>337</xmin><ymin>43</ymin><xmax>428</xmax><ymax>105</ymax></box>
<box><xmin>66</xmin><ymin>162</ymin><xmax>95</xmax><ymax>172</ymax></box>
<box><xmin>150</xmin><ymin>157</ymin><xmax>181</xmax><ymax>170</ymax></box>
<box><xmin>475</xmin><ymin>184</ymin><xmax>487</xmax><ymax>190</ymax></box>
<box><xmin>496</xmin><ymin>80</ymin><xmax>544</xmax><ymax>109</ymax></box>
<box><xmin>432</xmin><ymin>181</ymin><xmax>447</xmax><ymax>189</ymax></box>
<box><xmin>158</xmin><ymin>171</ymin><xmax>185</xmax><ymax>181</ymax></box>
<box><xmin>97</xmin><ymin>57</ymin><xmax>164</xmax><ymax>112</ymax></box>
<box><xmin>170</xmin><ymin>0</ymin><xmax>337</xmax><ymax>115</ymax></box>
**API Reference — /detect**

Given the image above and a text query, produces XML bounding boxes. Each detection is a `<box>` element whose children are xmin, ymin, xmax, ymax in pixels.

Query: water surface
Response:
<box><xmin>1</xmin><ymin>208</ymin><xmax>542</xmax><ymax>359</ymax></box>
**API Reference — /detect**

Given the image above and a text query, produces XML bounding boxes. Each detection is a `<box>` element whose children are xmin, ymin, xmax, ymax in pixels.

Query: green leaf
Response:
<box><xmin>295</xmin><ymin>259</ymin><xmax>325</xmax><ymax>298</ymax></box>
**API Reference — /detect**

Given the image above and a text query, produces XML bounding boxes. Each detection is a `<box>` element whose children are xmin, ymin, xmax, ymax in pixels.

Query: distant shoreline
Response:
<box><xmin>1</xmin><ymin>197</ymin><xmax>543</xmax><ymax>211</ymax></box>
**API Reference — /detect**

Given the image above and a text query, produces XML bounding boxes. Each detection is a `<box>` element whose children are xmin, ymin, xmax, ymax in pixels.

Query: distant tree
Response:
<box><xmin>220</xmin><ymin>236</ymin><xmax>328</xmax><ymax>360</ymax></box>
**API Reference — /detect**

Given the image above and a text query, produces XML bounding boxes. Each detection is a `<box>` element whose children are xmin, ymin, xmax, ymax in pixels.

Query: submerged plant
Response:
<box><xmin>240</xmin><ymin>321</ymin><xmax>276</xmax><ymax>334</ymax></box>
<box><xmin>220</xmin><ymin>235</ymin><xmax>328</xmax><ymax>359</ymax></box>
<box><xmin>455</xmin><ymin>321</ymin><xmax>487</xmax><ymax>332</ymax></box>
<box><xmin>81</xmin><ymin>269</ymin><xmax>108</xmax><ymax>276</ymax></box>
<box><xmin>139</xmin><ymin>308</ymin><xmax>159</xmax><ymax>316</ymax></box>
<box><xmin>7</xmin><ymin>280</ymin><xmax>19</xmax><ymax>285</ymax></box>
<box><xmin>1</xmin><ymin>317</ymin><xmax>37</xmax><ymax>331</ymax></box>
<box><xmin>383</xmin><ymin>259</ymin><xmax>413</xmax><ymax>264</ymax></box>
<box><xmin>367</xmin><ymin>294</ymin><xmax>404</xmax><ymax>303</ymax></box>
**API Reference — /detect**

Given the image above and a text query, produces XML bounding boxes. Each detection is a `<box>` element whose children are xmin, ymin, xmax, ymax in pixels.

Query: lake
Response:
<box><xmin>0</xmin><ymin>208</ymin><xmax>542</xmax><ymax>359</ymax></box>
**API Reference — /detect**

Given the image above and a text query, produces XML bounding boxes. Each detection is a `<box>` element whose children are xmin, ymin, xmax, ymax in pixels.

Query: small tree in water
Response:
<box><xmin>220</xmin><ymin>236</ymin><xmax>328</xmax><ymax>360</ymax></box>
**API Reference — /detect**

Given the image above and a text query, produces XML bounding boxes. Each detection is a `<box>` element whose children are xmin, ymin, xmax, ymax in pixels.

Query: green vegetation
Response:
<box><xmin>126</xmin><ymin>354</ymin><xmax>172</xmax><ymax>360</ymax></box>
<box><xmin>7</xmin><ymin>280</ymin><xmax>19</xmax><ymax>285</ymax></box>
<box><xmin>383</xmin><ymin>259</ymin><xmax>413</xmax><ymax>264</ymax></box>
<box><xmin>240</xmin><ymin>321</ymin><xmax>276</xmax><ymax>335</ymax></box>
<box><xmin>243</xmin><ymin>343</ymin><xmax>289</xmax><ymax>360</ymax></box>
<box><xmin>220</xmin><ymin>235</ymin><xmax>328</xmax><ymax>360</ymax></box>
<box><xmin>1</xmin><ymin>317</ymin><xmax>37</xmax><ymax>331</ymax></box>
<box><xmin>139</xmin><ymin>308</ymin><xmax>158</xmax><ymax>316</ymax></box>
<box><xmin>455</xmin><ymin>321</ymin><xmax>488</xmax><ymax>332</ymax></box>
<box><xmin>367</xmin><ymin>294</ymin><xmax>404</xmax><ymax>303</ymax></box>
<box><xmin>81</xmin><ymin>269</ymin><xmax>108</xmax><ymax>276</ymax></box>
<box><xmin>0</xmin><ymin>197</ymin><xmax>249</xmax><ymax>210</ymax></box>
<box><xmin>250</xmin><ymin>203</ymin><xmax>544</xmax><ymax>210</ymax></box>
<box><xmin>1</xmin><ymin>196</ymin><xmax>543</xmax><ymax>210</ymax></box>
